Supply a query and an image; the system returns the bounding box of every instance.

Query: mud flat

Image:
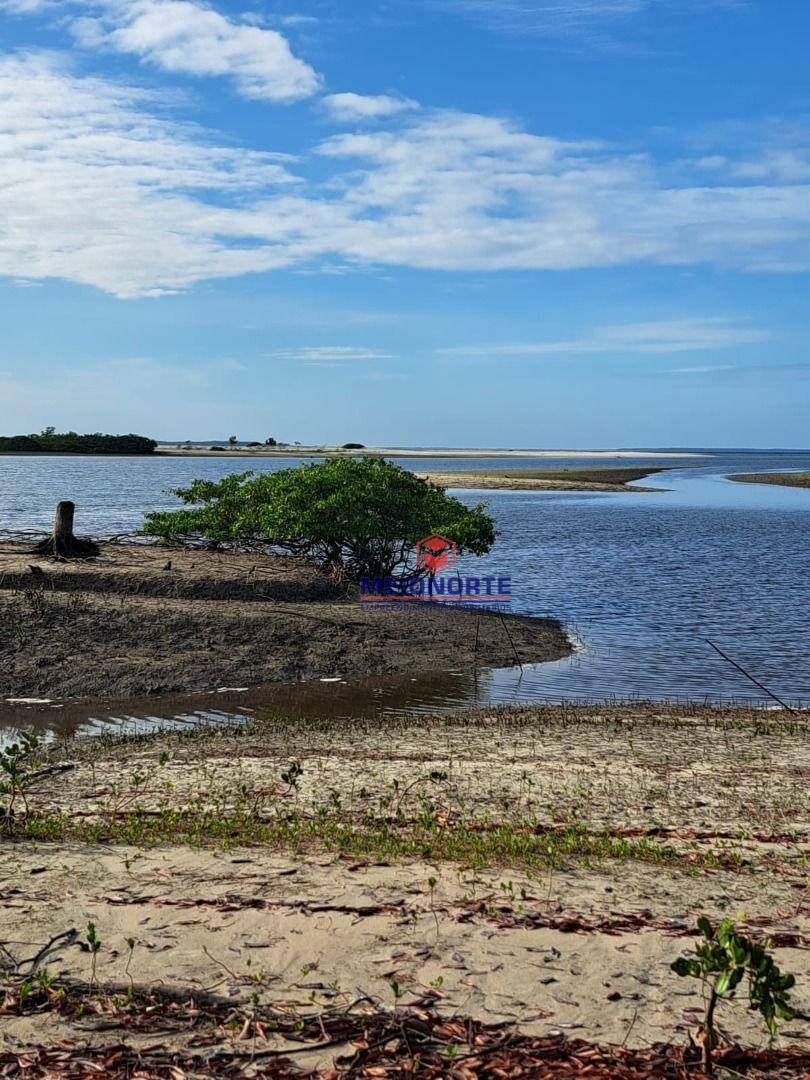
[417,466,668,492]
[729,471,810,489]
[0,542,570,701]
[0,703,807,1076]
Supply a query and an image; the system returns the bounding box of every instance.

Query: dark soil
[0,542,571,701]
[729,471,810,489]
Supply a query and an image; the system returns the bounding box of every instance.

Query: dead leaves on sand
[0,1011,808,1079]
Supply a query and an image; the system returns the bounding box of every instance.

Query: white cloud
[270,346,395,363]
[1,53,809,298]
[437,319,772,357]
[0,0,52,10]
[434,0,744,37]
[0,51,301,298]
[323,93,419,123]
[666,364,737,374]
[437,0,643,34]
[70,0,321,103]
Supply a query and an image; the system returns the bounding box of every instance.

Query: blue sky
[0,0,808,447]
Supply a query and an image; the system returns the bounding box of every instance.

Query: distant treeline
[0,432,157,454]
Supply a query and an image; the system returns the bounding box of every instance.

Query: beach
[156,445,703,460]
[0,703,806,1075]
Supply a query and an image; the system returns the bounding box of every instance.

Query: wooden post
[32,501,99,559]
[53,501,75,547]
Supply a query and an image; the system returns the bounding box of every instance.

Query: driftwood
[31,501,100,560]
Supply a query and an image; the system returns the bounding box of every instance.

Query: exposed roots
[30,535,100,560]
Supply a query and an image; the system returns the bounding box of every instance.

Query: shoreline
[0,541,571,703]
[155,444,704,459]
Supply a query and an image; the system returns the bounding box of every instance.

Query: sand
[156,446,703,460]
[0,704,806,1074]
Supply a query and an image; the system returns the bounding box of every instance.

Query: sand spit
[156,445,704,460]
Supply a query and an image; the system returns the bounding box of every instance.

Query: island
[0,431,157,454]
[729,471,810,489]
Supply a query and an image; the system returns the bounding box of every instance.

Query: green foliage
[141,457,496,581]
[85,922,101,988]
[0,432,156,454]
[281,760,303,791]
[672,916,796,1069]
[0,731,41,820]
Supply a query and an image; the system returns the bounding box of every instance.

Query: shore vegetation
[0,430,156,454]
[142,457,496,582]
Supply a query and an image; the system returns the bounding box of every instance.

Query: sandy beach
[0,703,806,1075]
[156,445,703,460]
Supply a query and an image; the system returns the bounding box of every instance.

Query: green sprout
[671,916,796,1075]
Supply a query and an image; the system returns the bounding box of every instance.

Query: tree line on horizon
[0,429,157,454]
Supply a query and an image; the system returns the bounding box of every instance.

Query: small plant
[85,922,101,990]
[671,916,796,1074]
[426,874,440,937]
[281,760,303,792]
[0,731,41,821]
[124,936,136,993]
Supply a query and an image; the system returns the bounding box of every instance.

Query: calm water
[1,448,809,732]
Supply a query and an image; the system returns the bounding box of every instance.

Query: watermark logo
[416,533,457,574]
[360,534,512,612]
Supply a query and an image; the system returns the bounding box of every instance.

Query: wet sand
[730,471,810,489]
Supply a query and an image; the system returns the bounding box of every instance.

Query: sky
[0,0,808,447]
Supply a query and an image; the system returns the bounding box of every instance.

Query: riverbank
[0,542,570,701]
[417,466,667,491]
[0,703,806,1076]
[730,471,810,489]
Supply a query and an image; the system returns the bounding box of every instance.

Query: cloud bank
[1,52,809,297]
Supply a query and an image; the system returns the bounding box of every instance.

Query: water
[1,448,808,732]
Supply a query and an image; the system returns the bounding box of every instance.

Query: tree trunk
[31,501,100,559]
[702,988,718,1075]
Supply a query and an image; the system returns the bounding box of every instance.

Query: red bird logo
[416,533,458,573]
